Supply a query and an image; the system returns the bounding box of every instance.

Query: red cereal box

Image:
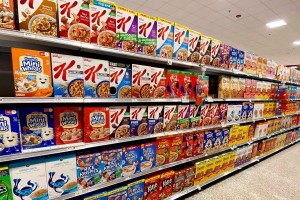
[218,103,228,124]
[182,132,193,159]
[83,107,110,143]
[184,166,195,188]
[193,131,204,156]
[190,72,199,100]
[210,103,220,125]
[132,64,151,98]
[150,67,166,98]
[199,104,210,126]
[166,70,182,98]
[244,79,252,99]
[54,106,83,145]
[159,170,174,200]
[168,134,183,163]
[156,137,170,166]
[180,71,192,99]
[251,79,257,99]
[144,174,160,200]
[173,169,186,193]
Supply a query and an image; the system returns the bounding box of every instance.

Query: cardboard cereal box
[116,6,138,52]
[148,105,163,134]
[251,79,257,99]
[189,104,200,128]
[199,104,210,126]
[244,79,251,98]
[219,44,231,69]
[19,107,55,149]
[163,105,177,132]
[228,124,239,146]
[262,58,267,77]
[203,130,214,153]
[127,179,144,200]
[18,0,57,36]
[54,107,83,145]
[83,58,110,98]
[255,81,263,99]
[251,54,258,75]
[213,156,223,177]
[188,30,201,63]
[222,127,230,148]
[159,170,174,199]
[83,107,109,142]
[218,103,228,124]
[51,53,84,97]
[173,169,186,193]
[106,186,127,200]
[150,67,166,98]
[156,136,170,166]
[257,56,263,75]
[0,0,14,29]
[156,18,174,58]
[213,129,223,150]
[210,38,221,67]
[184,166,195,188]
[173,24,189,61]
[109,62,132,98]
[0,164,13,200]
[169,134,183,163]
[190,72,200,100]
[109,106,130,139]
[237,50,245,71]
[182,132,193,159]
[194,160,206,185]
[238,78,246,98]
[199,35,211,65]
[166,70,182,98]
[144,175,160,200]
[46,153,77,198]
[220,153,230,173]
[137,12,157,55]
[130,106,147,136]
[203,158,214,181]
[0,109,22,156]
[140,142,156,171]
[122,145,141,176]
[210,103,220,125]
[218,76,230,98]
[177,105,190,130]
[180,71,192,99]
[100,148,122,182]
[132,64,151,98]
[244,51,252,74]
[12,48,53,97]
[90,0,116,47]
[229,47,238,70]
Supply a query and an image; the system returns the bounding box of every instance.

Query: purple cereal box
[229,47,238,70]
[138,13,157,55]
[219,44,231,69]
[222,128,230,148]
[130,106,148,136]
[148,106,163,134]
[237,50,245,71]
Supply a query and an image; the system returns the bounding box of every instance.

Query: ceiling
[113,0,300,65]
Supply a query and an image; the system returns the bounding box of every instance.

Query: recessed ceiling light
[293,40,300,45]
[266,20,287,28]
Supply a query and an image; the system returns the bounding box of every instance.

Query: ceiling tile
[142,1,167,11]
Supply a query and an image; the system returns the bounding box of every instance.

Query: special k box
[150,67,166,98]
[109,62,132,98]
[199,35,211,65]
[156,17,174,59]
[58,0,90,42]
[51,53,84,97]
[210,38,221,67]
[138,12,157,56]
[173,23,189,61]
[0,0,15,29]
[148,105,163,134]
[116,6,138,52]
[90,0,116,47]
[163,105,178,132]
[132,64,151,98]
[177,105,190,130]
[130,106,148,136]
[109,106,130,139]
[12,48,53,97]
[188,30,201,63]
[219,44,231,69]
[83,58,110,98]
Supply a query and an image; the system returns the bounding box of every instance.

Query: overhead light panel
[266,20,287,28]
[293,40,300,45]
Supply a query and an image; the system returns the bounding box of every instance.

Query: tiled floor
[186,144,300,200]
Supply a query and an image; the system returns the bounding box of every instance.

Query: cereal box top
[127,179,144,200]
[116,5,138,33]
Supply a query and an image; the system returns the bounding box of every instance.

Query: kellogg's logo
[190,106,198,117]
[110,69,124,84]
[200,40,209,53]
[60,1,78,18]
[91,10,107,26]
[53,60,76,81]
[110,109,125,124]
[85,64,103,83]
[178,106,188,118]
[164,107,175,120]
[175,31,185,44]
[158,26,169,40]
[151,71,162,85]
[189,36,198,49]
[149,107,158,119]
[21,57,42,73]
[117,16,131,32]
[133,69,147,85]
[20,0,35,9]
[139,22,152,37]
[132,108,142,120]
[211,43,220,56]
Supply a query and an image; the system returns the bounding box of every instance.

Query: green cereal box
[0,165,13,200]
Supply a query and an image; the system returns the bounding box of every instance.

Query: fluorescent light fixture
[293,40,300,45]
[266,20,287,28]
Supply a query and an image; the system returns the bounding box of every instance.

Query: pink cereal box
[244,52,252,74]
[132,64,151,98]
[251,54,258,75]
[210,38,221,67]
[199,35,211,65]
[173,24,189,61]
[188,30,201,63]
[150,67,166,98]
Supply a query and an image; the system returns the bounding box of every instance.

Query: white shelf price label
[182,97,189,103]
[196,185,201,191]
[258,74,262,78]
[23,32,36,39]
[167,59,172,65]
[206,97,213,102]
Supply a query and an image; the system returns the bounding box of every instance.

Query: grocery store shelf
[206,98,278,102]
[0,97,84,104]
[289,99,300,101]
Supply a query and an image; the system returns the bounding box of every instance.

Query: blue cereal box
[173,24,189,61]
[213,129,223,150]
[0,109,21,156]
[222,128,230,148]
[247,103,254,121]
[156,18,174,59]
[100,148,122,182]
[241,103,249,122]
[109,62,132,98]
[127,179,145,200]
[237,50,245,71]
[130,106,148,136]
[122,145,141,176]
[148,106,163,134]
[107,186,127,200]
[76,153,101,190]
[19,107,55,150]
[229,47,238,70]
[203,130,214,153]
[140,142,156,171]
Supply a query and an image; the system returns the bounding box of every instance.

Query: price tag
[125,176,131,181]
[232,69,239,74]
[75,190,83,196]
[206,97,213,102]
[0,98,3,102]
[67,146,75,151]
[258,74,262,78]
[221,122,226,128]
[24,32,36,39]
[201,66,206,72]
[249,99,252,102]
[182,97,189,103]
[196,185,201,190]
[167,59,172,65]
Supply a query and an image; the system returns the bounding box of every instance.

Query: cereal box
[166,70,181,98]
[203,158,214,181]
[109,62,132,98]
[194,160,205,185]
[107,186,127,200]
[230,77,239,99]
[226,104,235,123]
[190,72,199,100]
[83,58,110,98]
[199,104,210,126]
[244,52,252,74]
[148,105,163,134]
[237,50,245,71]
[218,103,228,124]
[182,132,193,159]
[12,48,53,97]
[20,107,55,149]
[122,145,141,176]
[0,164,13,200]
[116,6,138,52]
[156,18,174,58]
[256,81,263,99]
[262,58,267,77]
[203,130,214,153]
[213,129,223,150]
[218,76,230,98]
[210,38,221,67]
[222,128,230,148]
[241,102,248,122]
[213,156,223,177]
[219,44,231,69]
[188,30,201,62]
[0,110,21,156]
[18,0,57,36]
[244,79,252,98]
[163,105,178,132]
[83,107,109,142]
[130,106,147,136]
[137,12,157,55]
[127,179,144,200]
[253,103,264,120]
[180,71,192,99]
[169,134,183,163]
[173,24,189,61]
[51,53,84,97]
[159,170,174,199]
[156,136,170,166]
[251,79,257,99]
[0,0,14,29]
[90,0,116,47]
[58,0,90,42]
[228,150,236,170]
[144,175,160,200]
[109,106,130,139]
[251,54,258,75]
[132,64,151,98]
[210,103,220,125]
[234,104,242,122]
[220,153,230,173]
[228,125,239,146]
[193,131,204,156]
[100,148,122,182]
[189,104,200,128]
[46,153,77,198]
[177,105,190,130]
[173,169,185,193]
[229,47,238,70]
[9,158,48,200]
[197,75,209,99]
[199,35,211,65]
[184,166,195,188]
[140,142,156,171]
[150,67,166,98]
[257,56,263,75]
[238,78,246,98]
[54,106,83,145]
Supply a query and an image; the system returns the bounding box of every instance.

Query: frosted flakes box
[148,105,163,134]
[122,145,141,176]
[84,107,110,142]
[150,67,166,98]
[237,50,245,71]
[219,44,231,69]
[177,105,190,130]
[0,0,15,29]
[156,17,174,58]
[188,30,201,63]
[51,53,84,97]
[210,38,221,67]
[19,107,55,150]
[189,104,200,128]
[127,179,144,200]
[109,106,130,139]
[116,6,138,52]
[0,109,21,156]
[140,142,156,171]
[163,105,178,132]
[156,136,170,166]
[100,148,122,182]
[132,64,151,98]
[18,0,57,36]
[138,12,157,55]
[109,62,132,98]
[46,153,77,198]
[229,47,238,70]
[54,107,83,145]
[199,35,211,65]
[9,158,48,200]
[12,48,53,97]
[83,58,110,98]
[0,164,13,200]
[58,0,90,42]
[130,106,147,136]
[90,0,116,47]
[173,24,189,61]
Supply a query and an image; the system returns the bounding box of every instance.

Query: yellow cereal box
[220,153,230,173]
[228,150,237,170]
[203,158,214,182]
[228,125,239,146]
[194,160,206,185]
[213,156,223,177]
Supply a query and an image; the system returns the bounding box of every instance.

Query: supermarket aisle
[187,144,300,200]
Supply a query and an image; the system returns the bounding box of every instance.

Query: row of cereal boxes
[11,48,209,98]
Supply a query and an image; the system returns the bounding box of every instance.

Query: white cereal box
[173,23,189,61]
[109,106,130,139]
[210,38,221,67]
[109,62,132,98]
[199,35,211,65]
[150,67,166,98]
[163,105,178,132]
[188,29,201,63]
[156,18,174,58]
[132,64,151,98]
[130,106,148,136]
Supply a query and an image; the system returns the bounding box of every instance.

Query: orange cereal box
[11,48,53,97]
[168,134,183,163]
[156,137,170,166]
[0,0,15,29]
